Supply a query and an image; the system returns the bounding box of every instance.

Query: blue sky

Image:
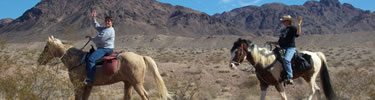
[0,0,374,19]
[157,0,375,15]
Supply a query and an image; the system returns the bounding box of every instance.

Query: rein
[68,37,90,71]
[237,66,255,72]
[80,38,91,51]
[245,44,278,85]
[58,47,84,71]
[68,62,82,71]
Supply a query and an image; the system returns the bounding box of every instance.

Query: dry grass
[0,49,75,100]
[333,68,375,100]
[0,39,7,50]
[1,43,374,99]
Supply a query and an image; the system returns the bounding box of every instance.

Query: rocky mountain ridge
[0,18,13,28]
[0,0,374,42]
[213,0,374,35]
[0,0,247,42]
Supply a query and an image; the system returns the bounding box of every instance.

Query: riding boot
[83,78,93,86]
[285,79,294,85]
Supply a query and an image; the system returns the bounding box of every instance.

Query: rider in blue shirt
[84,10,115,85]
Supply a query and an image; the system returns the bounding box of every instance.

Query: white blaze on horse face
[230,49,237,63]
[230,63,238,70]
[229,49,238,69]
[243,55,247,61]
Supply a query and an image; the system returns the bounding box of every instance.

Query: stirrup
[284,79,294,85]
[82,79,93,86]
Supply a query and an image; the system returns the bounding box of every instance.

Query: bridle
[230,42,248,69]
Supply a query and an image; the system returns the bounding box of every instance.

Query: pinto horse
[37,36,170,100]
[229,38,336,100]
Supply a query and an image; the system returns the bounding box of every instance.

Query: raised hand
[92,10,97,19]
[297,16,302,25]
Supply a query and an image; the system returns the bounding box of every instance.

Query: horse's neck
[60,46,86,68]
[250,47,277,70]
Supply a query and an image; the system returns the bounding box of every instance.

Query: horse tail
[143,56,170,100]
[316,52,337,100]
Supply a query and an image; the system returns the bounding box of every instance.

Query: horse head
[229,38,255,69]
[37,36,67,65]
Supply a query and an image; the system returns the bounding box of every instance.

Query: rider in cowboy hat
[271,15,302,85]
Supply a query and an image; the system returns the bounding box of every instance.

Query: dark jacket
[278,26,299,48]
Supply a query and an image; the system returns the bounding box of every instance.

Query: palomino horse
[229,38,336,100]
[37,36,170,100]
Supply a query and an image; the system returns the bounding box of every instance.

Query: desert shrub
[334,69,375,100]
[170,75,201,100]
[207,54,226,65]
[154,53,185,63]
[0,39,7,50]
[0,53,11,73]
[236,75,259,100]
[0,64,74,100]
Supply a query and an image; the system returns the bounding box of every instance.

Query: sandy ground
[0,32,374,100]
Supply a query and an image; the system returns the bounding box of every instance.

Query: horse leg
[133,83,149,100]
[315,82,322,100]
[74,87,84,100]
[304,72,320,100]
[260,84,269,100]
[124,82,133,100]
[82,86,93,100]
[275,83,287,100]
[74,92,81,100]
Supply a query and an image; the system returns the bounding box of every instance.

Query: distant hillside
[0,18,13,28]
[213,0,375,35]
[0,0,247,42]
[0,0,374,42]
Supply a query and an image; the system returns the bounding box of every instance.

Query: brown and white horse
[229,38,336,100]
[37,36,170,100]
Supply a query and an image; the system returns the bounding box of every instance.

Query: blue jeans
[86,48,113,81]
[283,47,296,79]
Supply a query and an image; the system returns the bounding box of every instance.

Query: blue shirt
[92,18,115,49]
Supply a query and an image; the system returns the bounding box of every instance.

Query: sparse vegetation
[334,68,375,100]
[0,49,75,100]
[0,39,7,50]
[0,65,74,100]
[0,41,374,100]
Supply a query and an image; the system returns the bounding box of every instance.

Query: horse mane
[249,44,276,67]
[49,37,85,57]
[66,47,86,56]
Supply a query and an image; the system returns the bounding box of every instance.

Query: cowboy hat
[280,15,294,23]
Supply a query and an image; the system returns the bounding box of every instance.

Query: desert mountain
[0,0,247,42]
[214,0,375,35]
[0,18,13,28]
[0,0,374,42]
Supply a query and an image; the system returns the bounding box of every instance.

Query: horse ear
[51,36,55,40]
[48,36,52,42]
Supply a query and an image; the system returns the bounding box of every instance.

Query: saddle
[83,45,122,75]
[273,47,313,79]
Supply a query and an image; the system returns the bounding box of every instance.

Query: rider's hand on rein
[85,36,92,41]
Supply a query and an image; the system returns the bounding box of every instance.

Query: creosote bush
[334,69,375,100]
[0,63,74,99]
